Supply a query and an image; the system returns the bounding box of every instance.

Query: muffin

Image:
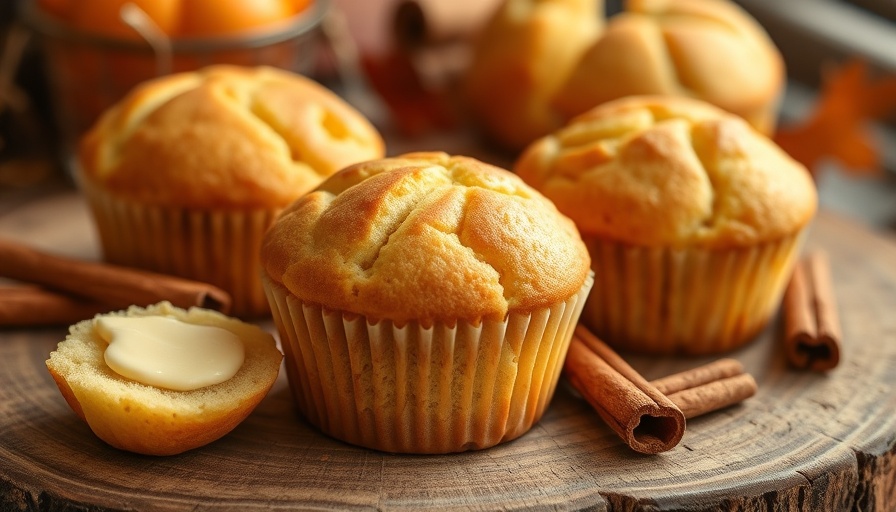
[46,301,283,456]
[260,152,593,454]
[515,96,817,355]
[77,65,385,318]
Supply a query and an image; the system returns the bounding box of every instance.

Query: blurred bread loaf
[464,0,602,150]
[77,65,385,317]
[554,0,783,135]
[515,96,816,354]
[465,0,783,150]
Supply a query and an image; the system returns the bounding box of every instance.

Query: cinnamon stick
[782,251,841,371]
[564,325,686,454]
[0,286,108,327]
[0,238,231,317]
[651,359,758,419]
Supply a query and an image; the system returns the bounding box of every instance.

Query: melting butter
[95,316,245,391]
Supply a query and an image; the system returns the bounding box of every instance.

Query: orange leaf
[774,59,896,177]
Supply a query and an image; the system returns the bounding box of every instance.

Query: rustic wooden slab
[1,189,895,511]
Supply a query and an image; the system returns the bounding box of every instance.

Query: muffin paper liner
[262,273,594,454]
[80,178,277,318]
[581,233,805,354]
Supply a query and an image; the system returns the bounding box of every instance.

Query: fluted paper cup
[79,176,277,318]
[581,234,804,355]
[262,273,593,454]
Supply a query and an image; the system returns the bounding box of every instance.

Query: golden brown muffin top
[261,152,591,325]
[78,65,385,210]
[514,96,817,248]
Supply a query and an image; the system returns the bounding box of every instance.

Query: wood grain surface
[1,189,895,511]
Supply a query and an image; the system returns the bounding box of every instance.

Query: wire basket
[19,0,329,168]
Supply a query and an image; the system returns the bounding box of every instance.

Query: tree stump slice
[1,191,895,511]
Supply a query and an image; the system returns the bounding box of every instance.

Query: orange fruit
[69,0,181,40]
[178,0,296,37]
[37,0,311,39]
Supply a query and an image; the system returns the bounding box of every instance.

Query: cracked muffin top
[78,65,385,210]
[514,95,817,248]
[260,152,591,325]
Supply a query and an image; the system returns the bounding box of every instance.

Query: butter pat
[95,316,245,391]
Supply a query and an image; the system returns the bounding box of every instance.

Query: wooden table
[1,186,895,511]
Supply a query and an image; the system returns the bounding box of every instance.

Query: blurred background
[1,0,894,230]
[734,0,896,231]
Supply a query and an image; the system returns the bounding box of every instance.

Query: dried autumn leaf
[774,59,896,177]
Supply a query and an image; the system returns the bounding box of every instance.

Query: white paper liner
[581,233,804,354]
[262,273,593,454]
[80,177,277,318]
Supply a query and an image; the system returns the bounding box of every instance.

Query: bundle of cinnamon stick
[0,238,231,327]
[564,250,843,454]
[564,325,758,454]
